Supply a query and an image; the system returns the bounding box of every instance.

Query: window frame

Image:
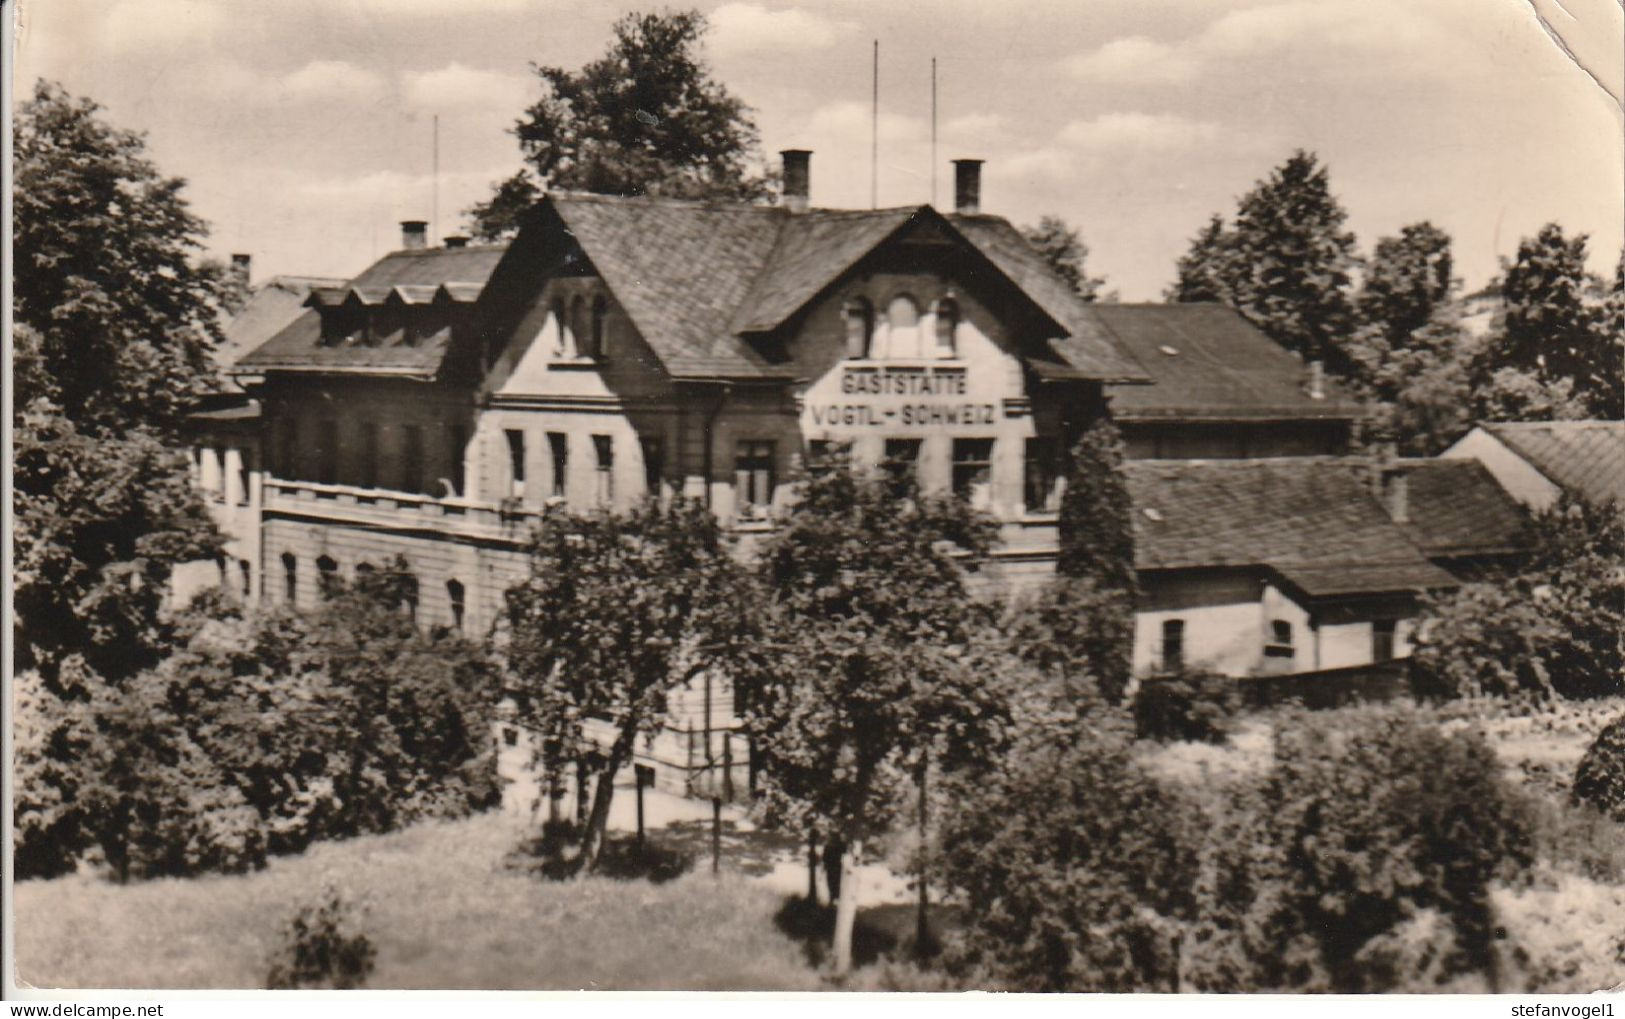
[734,439,776,516]
[1023,436,1061,513]
[951,437,996,507]
[505,429,527,499]
[1372,619,1397,662]
[1161,619,1185,672]
[547,431,569,500]
[592,434,614,507]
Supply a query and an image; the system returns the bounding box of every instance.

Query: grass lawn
[13,811,825,991]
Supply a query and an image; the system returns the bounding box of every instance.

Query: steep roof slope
[1482,421,1625,507]
[212,275,346,391]
[234,246,505,375]
[1098,303,1359,421]
[1125,458,1456,596]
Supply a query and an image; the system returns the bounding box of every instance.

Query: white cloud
[99,0,225,53]
[802,100,927,146]
[708,3,853,57]
[1059,112,1219,151]
[280,60,388,104]
[1064,36,1201,85]
[404,63,531,111]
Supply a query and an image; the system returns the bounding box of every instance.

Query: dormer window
[570,296,589,359]
[885,294,922,358]
[934,297,960,358]
[844,297,874,358]
[551,298,571,357]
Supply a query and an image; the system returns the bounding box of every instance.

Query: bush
[1572,712,1625,822]
[1004,577,1134,704]
[1132,668,1240,744]
[265,888,376,990]
[935,705,1196,991]
[506,820,695,883]
[1185,708,1535,992]
[57,562,501,880]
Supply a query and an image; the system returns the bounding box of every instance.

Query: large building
[221,153,1527,792]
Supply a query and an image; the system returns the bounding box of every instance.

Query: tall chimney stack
[229,253,251,285]
[952,159,984,215]
[401,220,428,250]
[443,235,469,249]
[780,149,811,214]
[1306,359,1325,400]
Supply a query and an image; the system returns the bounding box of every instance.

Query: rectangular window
[1162,619,1185,672]
[282,553,298,605]
[806,439,844,477]
[548,432,568,499]
[640,435,664,500]
[1373,619,1397,662]
[952,438,995,508]
[735,440,776,515]
[882,438,922,484]
[505,429,527,499]
[402,425,424,493]
[358,422,379,488]
[1265,619,1295,658]
[449,424,467,497]
[1024,437,1060,513]
[317,421,338,485]
[593,434,614,507]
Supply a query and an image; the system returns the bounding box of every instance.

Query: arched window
[282,553,298,605]
[590,295,609,360]
[886,294,922,359]
[447,579,466,631]
[550,298,570,356]
[316,555,339,598]
[843,297,874,359]
[934,297,960,357]
[569,296,588,360]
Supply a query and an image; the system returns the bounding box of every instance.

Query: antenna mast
[930,57,938,208]
[871,40,879,210]
[432,115,440,245]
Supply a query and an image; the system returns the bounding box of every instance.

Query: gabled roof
[731,206,921,333]
[1098,303,1360,421]
[1125,457,1455,598]
[1398,459,1530,558]
[214,275,347,384]
[1481,421,1625,508]
[234,245,505,376]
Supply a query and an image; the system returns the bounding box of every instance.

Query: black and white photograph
[5,0,1624,1002]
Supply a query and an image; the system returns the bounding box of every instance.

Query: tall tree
[502,499,747,871]
[1022,215,1107,302]
[1357,221,1457,350]
[742,464,1003,976]
[1488,224,1617,418]
[14,80,232,436]
[1225,150,1359,368]
[469,10,772,239]
[1166,214,1236,304]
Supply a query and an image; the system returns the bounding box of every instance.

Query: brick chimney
[401,220,428,250]
[443,235,469,249]
[953,159,984,215]
[229,253,251,284]
[1305,359,1325,400]
[1370,441,1409,523]
[780,149,811,214]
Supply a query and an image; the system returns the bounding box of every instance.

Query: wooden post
[711,796,722,875]
[807,838,819,904]
[635,767,646,849]
[722,732,734,802]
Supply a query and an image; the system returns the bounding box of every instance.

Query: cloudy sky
[15,0,1623,299]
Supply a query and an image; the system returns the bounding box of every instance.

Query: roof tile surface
[1483,421,1625,507]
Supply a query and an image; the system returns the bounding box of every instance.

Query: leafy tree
[1487,224,1616,417]
[14,80,232,436]
[935,693,1193,991]
[1021,215,1106,302]
[469,10,772,238]
[1410,496,1622,701]
[1186,709,1533,991]
[1057,414,1136,594]
[1572,712,1625,822]
[502,499,747,871]
[742,463,1002,975]
[1166,214,1236,304]
[1357,222,1457,350]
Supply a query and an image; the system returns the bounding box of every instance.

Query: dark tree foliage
[1186,709,1534,992]
[1410,496,1623,702]
[1487,224,1618,418]
[265,889,377,990]
[469,10,772,238]
[1131,667,1241,744]
[16,564,501,881]
[1358,222,1457,350]
[1021,215,1106,302]
[1167,153,1358,370]
[1003,576,1133,704]
[14,80,232,436]
[502,498,747,870]
[1572,712,1625,823]
[1056,414,1136,594]
[936,697,1194,991]
[1166,214,1235,304]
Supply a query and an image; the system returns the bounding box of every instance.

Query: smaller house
[1443,421,1625,512]
[1124,457,1459,678]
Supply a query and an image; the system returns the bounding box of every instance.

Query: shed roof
[1397,458,1530,558]
[1099,303,1360,421]
[1482,421,1625,508]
